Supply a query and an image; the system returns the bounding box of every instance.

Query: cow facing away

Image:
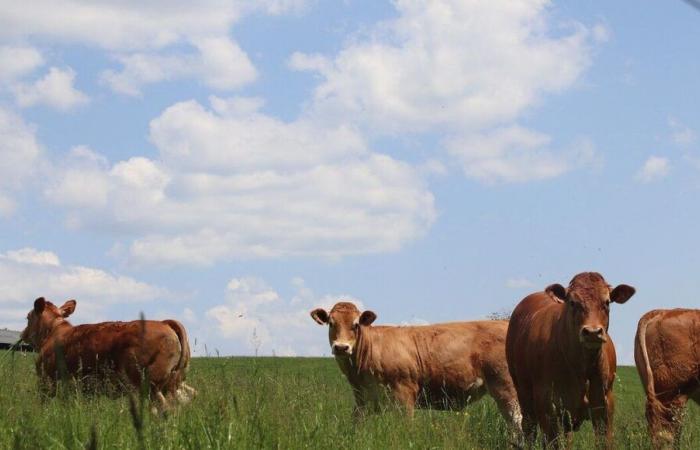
[20,297,196,412]
[310,302,522,432]
[635,309,700,449]
[505,272,635,449]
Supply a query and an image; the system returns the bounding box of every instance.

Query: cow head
[310,302,376,357]
[20,297,77,348]
[546,272,635,349]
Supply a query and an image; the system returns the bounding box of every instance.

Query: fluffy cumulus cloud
[636,156,670,183]
[0,1,308,96]
[12,67,89,110]
[291,0,600,183]
[0,45,44,83]
[446,126,598,183]
[0,45,87,111]
[293,0,594,133]
[46,97,435,265]
[101,37,257,96]
[0,247,168,330]
[0,1,307,50]
[0,107,43,216]
[203,276,361,356]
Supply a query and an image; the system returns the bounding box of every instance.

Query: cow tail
[635,314,666,423]
[163,320,190,377]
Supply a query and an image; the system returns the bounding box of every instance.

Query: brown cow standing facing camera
[20,297,196,412]
[635,309,700,449]
[310,302,522,434]
[506,272,635,449]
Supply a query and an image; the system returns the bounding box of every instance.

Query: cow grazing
[506,272,635,448]
[310,302,522,432]
[20,297,196,411]
[635,309,700,448]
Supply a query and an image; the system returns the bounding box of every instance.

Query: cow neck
[556,307,602,377]
[353,324,373,373]
[40,316,72,348]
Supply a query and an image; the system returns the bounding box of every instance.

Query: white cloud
[0,1,308,96]
[204,276,361,356]
[505,277,535,289]
[0,107,43,216]
[149,98,366,171]
[0,45,44,82]
[668,117,696,147]
[0,247,168,329]
[446,126,598,183]
[44,146,111,210]
[4,248,60,266]
[636,156,670,183]
[13,67,89,110]
[0,1,306,51]
[288,0,601,184]
[47,98,435,265]
[292,0,595,134]
[101,37,257,96]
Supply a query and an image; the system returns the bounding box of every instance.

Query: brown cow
[20,297,196,411]
[310,302,522,433]
[505,272,635,448]
[634,309,700,448]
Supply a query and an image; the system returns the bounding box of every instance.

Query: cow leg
[531,386,560,448]
[648,395,688,450]
[486,379,523,445]
[590,389,614,450]
[391,382,418,417]
[520,413,538,448]
[351,388,370,420]
[151,390,171,416]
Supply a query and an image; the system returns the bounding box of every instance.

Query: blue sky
[0,0,698,362]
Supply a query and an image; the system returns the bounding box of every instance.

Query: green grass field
[0,352,698,449]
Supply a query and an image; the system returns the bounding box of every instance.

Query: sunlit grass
[1,351,698,449]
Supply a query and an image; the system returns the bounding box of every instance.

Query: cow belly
[418,377,486,410]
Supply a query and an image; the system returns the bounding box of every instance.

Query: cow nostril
[581,327,604,338]
[332,343,350,353]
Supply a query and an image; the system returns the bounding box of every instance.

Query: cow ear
[545,284,567,301]
[359,310,377,326]
[310,308,329,325]
[59,299,77,318]
[611,284,635,304]
[34,297,46,314]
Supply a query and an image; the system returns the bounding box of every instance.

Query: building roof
[0,329,21,345]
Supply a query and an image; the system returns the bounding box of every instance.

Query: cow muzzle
[580,326,607,347]
[332,342,352,356]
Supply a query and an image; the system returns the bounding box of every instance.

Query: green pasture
[0,352,698,449]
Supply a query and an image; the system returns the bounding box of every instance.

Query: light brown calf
[635,309,700,449]
[20,297,196,411]
[310,302,522,433]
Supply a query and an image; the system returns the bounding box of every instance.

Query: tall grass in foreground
[0,352,698,449]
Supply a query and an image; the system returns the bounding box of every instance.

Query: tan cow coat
[336,320,521,429]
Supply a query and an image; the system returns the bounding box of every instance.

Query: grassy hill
[0,352,698,449]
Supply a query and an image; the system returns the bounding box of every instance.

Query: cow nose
[581,326,605,341]
[332,343,351,355]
